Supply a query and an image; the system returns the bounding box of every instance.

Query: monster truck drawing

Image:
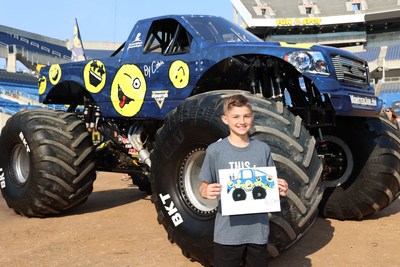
[227,168,275,201]
[0,15,399,266]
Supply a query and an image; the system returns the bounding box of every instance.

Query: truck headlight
[284,51,329,75]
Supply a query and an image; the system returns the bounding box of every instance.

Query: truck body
[38,15,381,122]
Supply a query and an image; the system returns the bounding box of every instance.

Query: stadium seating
[258,0,300,18]
[309,1,348,17]
[0,27,70,60]
[354,47,381,62]
[0,70,37,85]
[380,81,400,92]
[385,44,400,61]
[367,0,399,13]
[85,49,114,59]
[378,82,400,110]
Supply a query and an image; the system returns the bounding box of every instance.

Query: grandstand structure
[231,0,400,109]
[0,23,120,126]
[0,24,120,73]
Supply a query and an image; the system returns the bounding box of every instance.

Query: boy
[199,94,288,267]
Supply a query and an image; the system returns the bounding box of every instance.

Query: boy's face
[221,106,254,136]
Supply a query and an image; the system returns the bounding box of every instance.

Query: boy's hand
[200,182,222,200]
[277,178,288,197]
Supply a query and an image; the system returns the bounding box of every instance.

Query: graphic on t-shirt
[227,168,275,201]
[219,167,281,216]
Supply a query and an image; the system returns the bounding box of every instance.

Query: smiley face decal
[84,60,106,93]
[38,76,47,95]
[111,64,147,117]
[49,64,62,85]
[169,60,189,89]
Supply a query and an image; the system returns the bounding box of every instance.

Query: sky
[0,0,235,43]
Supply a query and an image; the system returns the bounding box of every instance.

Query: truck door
[120,18,194,118]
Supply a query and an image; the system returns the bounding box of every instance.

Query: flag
[69,18,86,62]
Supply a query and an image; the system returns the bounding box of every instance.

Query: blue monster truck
[227,168,275,201]
[1,15,399,265]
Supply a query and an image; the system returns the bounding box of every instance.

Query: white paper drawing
[219,167,281,216]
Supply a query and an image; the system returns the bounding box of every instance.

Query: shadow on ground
[270,198,400,267]
[269,217,334,267]
[66,186,149,216]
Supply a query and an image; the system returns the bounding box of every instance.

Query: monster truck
[0,15,399,266]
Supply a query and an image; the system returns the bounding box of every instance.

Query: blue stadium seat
[354,47,380,62]
[385,44,400,61]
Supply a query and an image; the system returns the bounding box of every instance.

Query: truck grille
[331,55,369,86]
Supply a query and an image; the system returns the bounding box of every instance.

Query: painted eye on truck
[111,64,147,117]
[133,77,141,89]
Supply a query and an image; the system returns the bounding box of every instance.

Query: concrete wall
[0,111,11,132]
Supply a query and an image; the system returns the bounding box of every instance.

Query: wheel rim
[11,144,30,186]
[179,147,218,216]
[317,135,353,188]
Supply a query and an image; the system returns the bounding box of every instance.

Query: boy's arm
[199,181,222,200]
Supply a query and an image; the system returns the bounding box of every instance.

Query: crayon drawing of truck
[227,168,275,201]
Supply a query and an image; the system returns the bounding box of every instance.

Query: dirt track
[1,172,399,267]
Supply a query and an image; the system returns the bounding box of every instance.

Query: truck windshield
[185,16,262,44]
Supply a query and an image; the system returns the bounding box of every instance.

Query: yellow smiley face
[49,64,62,85]
[111,64,146,117]
[84,60,106,93]
[38,76,47,95]
[245,180,253,189]
[169,60,189,89]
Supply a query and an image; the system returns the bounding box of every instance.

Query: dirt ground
[0,172,399,267]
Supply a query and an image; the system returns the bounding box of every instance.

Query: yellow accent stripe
[279,42,314,49]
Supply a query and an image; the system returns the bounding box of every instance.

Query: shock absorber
[272,61,283,101]
[94,106,101,131]
[83,104,101,131]
[83,104,93,129]
[249,65,257,95]
[128,126,151,168]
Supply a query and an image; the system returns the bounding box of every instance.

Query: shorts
[213,242,268,267]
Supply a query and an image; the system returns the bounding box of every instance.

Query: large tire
[319,114,400,219]
[0,109,97,217]
[150,91,323,266]
[129,172,152,195]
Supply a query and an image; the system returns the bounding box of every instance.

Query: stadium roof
[231,0,400,46]
[0,24,120,71]
[232,0,400,28]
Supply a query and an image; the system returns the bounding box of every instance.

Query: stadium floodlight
[283,51,329,75]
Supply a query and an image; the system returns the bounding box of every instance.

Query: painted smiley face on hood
[49,64,61,85]
[169,60,189,89]
[84,60,106,93]
[111,64,147,117]
[38,76,47,95]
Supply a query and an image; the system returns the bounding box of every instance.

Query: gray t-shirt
[199,137,275,245]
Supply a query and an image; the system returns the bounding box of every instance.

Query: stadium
[0,24,120,127]
[230,0,400,112]
[0,1,400,265]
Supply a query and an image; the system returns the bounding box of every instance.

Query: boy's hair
[223,94,253,114]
